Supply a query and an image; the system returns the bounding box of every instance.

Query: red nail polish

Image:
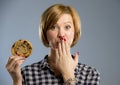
[64,38,66,41]
[59,36,63,40]
[56,46,58,49]
[61,37,63,40]
[77,52,80,55]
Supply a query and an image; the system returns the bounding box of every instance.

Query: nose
[57,29,65,39]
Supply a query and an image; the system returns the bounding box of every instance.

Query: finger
[61,39,66,55]
[6,56,25,70]
[16,59,25,65]
[7,56,15,65]
[64,38,70,56]
[55,47,59,62]
[14,59,25,69]
[7,56,25,66]
[7,59,25,73]
[58,41,62,57]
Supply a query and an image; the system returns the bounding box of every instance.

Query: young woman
[6,4,100,85]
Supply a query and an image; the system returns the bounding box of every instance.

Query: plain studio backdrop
[0,0,120,85]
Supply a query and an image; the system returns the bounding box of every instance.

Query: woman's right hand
[6,55,25,83]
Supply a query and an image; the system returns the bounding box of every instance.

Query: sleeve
[21,68,26,85]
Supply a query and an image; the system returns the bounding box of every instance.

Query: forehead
[56,14,73,24]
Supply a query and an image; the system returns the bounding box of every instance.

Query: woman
[6,4,100,85]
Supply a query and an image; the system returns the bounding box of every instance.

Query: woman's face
[46,14,74,49]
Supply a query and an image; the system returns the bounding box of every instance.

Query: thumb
[74,52,79,64]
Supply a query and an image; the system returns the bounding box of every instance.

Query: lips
[55,36,66,48]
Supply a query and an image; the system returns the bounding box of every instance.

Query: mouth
[50,36,66,49]
[58,36,66,41]
[55,36,66,47]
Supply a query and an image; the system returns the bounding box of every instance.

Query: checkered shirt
[21,55,100,85]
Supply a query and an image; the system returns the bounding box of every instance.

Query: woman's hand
[6,55,25,84]
[55,37,79,81]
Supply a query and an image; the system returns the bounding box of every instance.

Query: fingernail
[64,38,66,41]
[77,52,80,55]
[19,55,26,59]
[56,46,58,49]
[61,37,63,40]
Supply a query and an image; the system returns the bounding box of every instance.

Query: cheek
[68,31,74,37]
[66,31,74,43]
[46,31,57,42]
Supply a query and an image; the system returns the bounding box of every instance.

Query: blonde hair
[39,4,81,47]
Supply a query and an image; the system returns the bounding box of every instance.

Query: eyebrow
[64,21,73,24]
[55,21,73,25]
[60,21,72,24]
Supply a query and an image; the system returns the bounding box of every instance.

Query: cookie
[11,39,32,58]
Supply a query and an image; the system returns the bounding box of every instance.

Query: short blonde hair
[39,4,81,47]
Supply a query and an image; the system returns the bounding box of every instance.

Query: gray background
[0,0,120,85]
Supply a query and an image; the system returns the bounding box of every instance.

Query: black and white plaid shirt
[21,55,100,85]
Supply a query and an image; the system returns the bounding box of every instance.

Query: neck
[47,48,57,64]
[47,48,62,76]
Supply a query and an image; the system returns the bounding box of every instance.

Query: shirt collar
[40,55,52,70]
[40,55,81,74]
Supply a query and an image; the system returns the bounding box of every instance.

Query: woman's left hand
[55,38,79,81]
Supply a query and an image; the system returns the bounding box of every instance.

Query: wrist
[13,80,22,85]
[63,78,77,85]
[62,72,75,82]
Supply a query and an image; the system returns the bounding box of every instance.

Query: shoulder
[78,63,99,72]
[75,63,100,84]
[76,63,100,79]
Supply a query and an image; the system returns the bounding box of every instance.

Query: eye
[65,25,71,30]
[50,25,58,30]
